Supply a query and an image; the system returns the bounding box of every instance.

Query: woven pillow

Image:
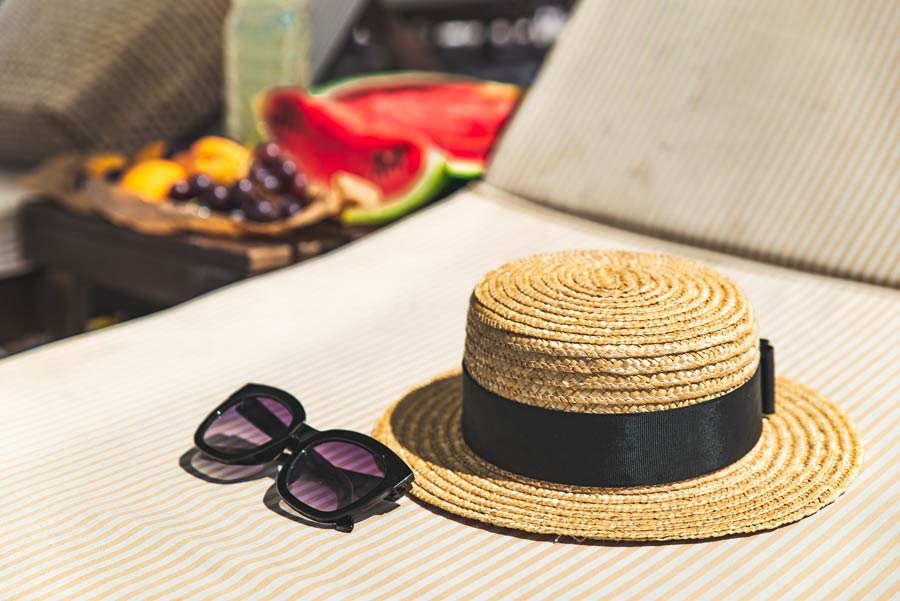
[0,0,229,163]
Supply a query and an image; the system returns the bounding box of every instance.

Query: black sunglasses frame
[194,383,413,532]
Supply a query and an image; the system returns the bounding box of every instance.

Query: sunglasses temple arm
[236,398,290,439]
[334,516,354,533]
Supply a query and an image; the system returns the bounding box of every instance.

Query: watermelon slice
[260,88,448,225]
[314,72,520,178]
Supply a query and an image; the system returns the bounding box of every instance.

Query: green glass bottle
[224,0,312,144]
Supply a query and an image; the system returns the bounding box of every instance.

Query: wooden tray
[22,154,369,238]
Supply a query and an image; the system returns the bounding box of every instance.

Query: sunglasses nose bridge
[283,423,318,454]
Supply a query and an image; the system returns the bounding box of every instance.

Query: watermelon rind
[340,147,448,226]
[445,157,485,179]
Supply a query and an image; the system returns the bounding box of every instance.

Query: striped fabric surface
[0,169,28,278]
[1,186,898,600]
[488,0,900,288]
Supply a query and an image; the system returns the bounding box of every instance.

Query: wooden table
[22,201,372,340]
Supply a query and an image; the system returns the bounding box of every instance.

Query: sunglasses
[194,384,414,532]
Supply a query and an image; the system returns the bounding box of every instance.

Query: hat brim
[373,370,862,541]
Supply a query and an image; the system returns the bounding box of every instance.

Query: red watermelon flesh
[260,87,448,225]
[263,89,428,198]
[318,73,520,175]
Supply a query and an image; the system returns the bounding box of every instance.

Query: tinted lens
[202,396,294,456]
[286,441,386,511]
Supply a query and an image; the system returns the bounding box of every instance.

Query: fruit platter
[25,72,520,238]
[24,137,353,238]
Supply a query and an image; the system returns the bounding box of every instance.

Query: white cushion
[488,0,900,288]
[1,186,897,599]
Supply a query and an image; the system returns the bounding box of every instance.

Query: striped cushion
[488,0,900,288]
[0,169,28,278]
[1,185,897,599]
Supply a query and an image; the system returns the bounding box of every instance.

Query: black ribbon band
[461,339,775,487]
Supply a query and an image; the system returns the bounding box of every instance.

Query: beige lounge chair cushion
[489,0,900,288]
[1,185,897,599]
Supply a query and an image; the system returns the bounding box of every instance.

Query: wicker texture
[0,0,229,163]
[375,250,863,541]
[465,251,759,413]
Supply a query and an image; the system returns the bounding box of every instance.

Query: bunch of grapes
[169,143,310,222]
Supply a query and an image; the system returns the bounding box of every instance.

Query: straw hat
[374,250,862,541]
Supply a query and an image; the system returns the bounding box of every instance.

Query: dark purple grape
[169,180,195,201]
[254,142,282,166]
[274,158,298,182]
[191,174,213,194]
[256,199,281,221]
[170,174,213,201]
[200,185,232,212]
[228,178,254,206]
[233,177,253,193]
[242,194,280,222]
[230,208,246,221]
[251,165,282,192]
[286,172,309,200]
[281,197,303,219]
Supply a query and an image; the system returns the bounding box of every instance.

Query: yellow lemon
[83,153,127,179]
[187,136,250,185]
[120,159,187,202]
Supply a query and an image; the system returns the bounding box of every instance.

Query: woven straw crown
[463,250,760,413]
